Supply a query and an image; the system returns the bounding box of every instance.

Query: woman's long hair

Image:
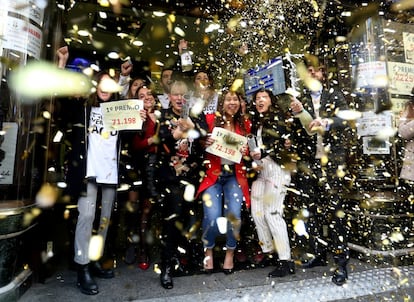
[127,76,147,99]
[88,71,119,107]
[248,88,282,130]
[214,89,247,135]
[135,84,161,112]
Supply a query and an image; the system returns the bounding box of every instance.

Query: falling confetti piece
[217,217,227,234]
[35,183,59,208]
[183,184,195,201]
[88,235,104,261]
[336,110,362,120]
[9,61,92,100]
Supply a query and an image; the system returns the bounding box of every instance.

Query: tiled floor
[17,257,414,302]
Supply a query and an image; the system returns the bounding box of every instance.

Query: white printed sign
[354,61,387,88]
[101,99,143,131]
[362,136,390,155]
[1,0,45,59]
[0,122,18,184]
[391,97,409,115]
[3,15,43,59]
[403,32,414,64]
[357,111,393,137]
[388,62,414,95]
[206,127,247,163]
[5,0,44,25]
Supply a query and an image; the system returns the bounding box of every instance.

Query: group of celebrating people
[55,44,353,296]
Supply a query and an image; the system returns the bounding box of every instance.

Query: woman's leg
[204,247,214,270]
[137,197,152,269]
[99,185,116,249]
[264,163,292,261]
[222,174,243,250]
[251,176,274,253]
[74,181,98,265]
[201,182,224,249]
[223,249,234,271]
[124,190,139,265]
[221,174,243,272]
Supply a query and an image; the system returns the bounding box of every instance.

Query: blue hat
[66,57,90,72]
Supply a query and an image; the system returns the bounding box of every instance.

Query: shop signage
[0,122,18,185]
[403,32,414,64]
[354,61,387,88]
[357,111,393,155]
[388,61,414,95]
[1,0,44,59]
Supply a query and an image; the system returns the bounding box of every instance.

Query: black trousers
[159,182,199,265]
[294,160,350,261]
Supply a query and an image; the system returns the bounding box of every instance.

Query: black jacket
[299,87,349,163]
[157,108,208,184]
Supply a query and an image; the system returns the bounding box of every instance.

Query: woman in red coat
[197,90,251,274]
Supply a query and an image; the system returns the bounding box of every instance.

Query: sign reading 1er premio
[101,99,143,131]
[206,127,247,163]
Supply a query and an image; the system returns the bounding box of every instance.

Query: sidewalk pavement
[18,256,414,301]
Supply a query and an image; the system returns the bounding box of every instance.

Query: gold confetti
[88,235,104,261]
[36,183,59,208]
[183,184,195,202]
[9,61,92,100]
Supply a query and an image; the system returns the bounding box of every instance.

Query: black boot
[301,252,327,269]
[77,264,99,295]
[90,261,115,279]
[332,265,348,286]
[124,244,137,265]
[160,263,173,289]
[268,260,295,278]
[332,246,349,286]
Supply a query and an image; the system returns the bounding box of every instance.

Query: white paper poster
[403,32,414,64]
[101,99,144,131]
[206,127,247,163]
[387,62,414,95]
[0,122,18,184]
[362,136,390,155]
[1,0,44,59]
[357,111,393,137]
[354,61,387,88]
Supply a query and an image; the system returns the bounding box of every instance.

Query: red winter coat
[197,114,251,208]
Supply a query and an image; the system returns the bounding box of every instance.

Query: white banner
[101,99,143,131]
[388,61,414,95]
[206,127,247,163]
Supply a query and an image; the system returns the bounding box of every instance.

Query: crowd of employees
[55,39,357,296]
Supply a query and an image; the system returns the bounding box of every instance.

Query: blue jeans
[202,169,243,249]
